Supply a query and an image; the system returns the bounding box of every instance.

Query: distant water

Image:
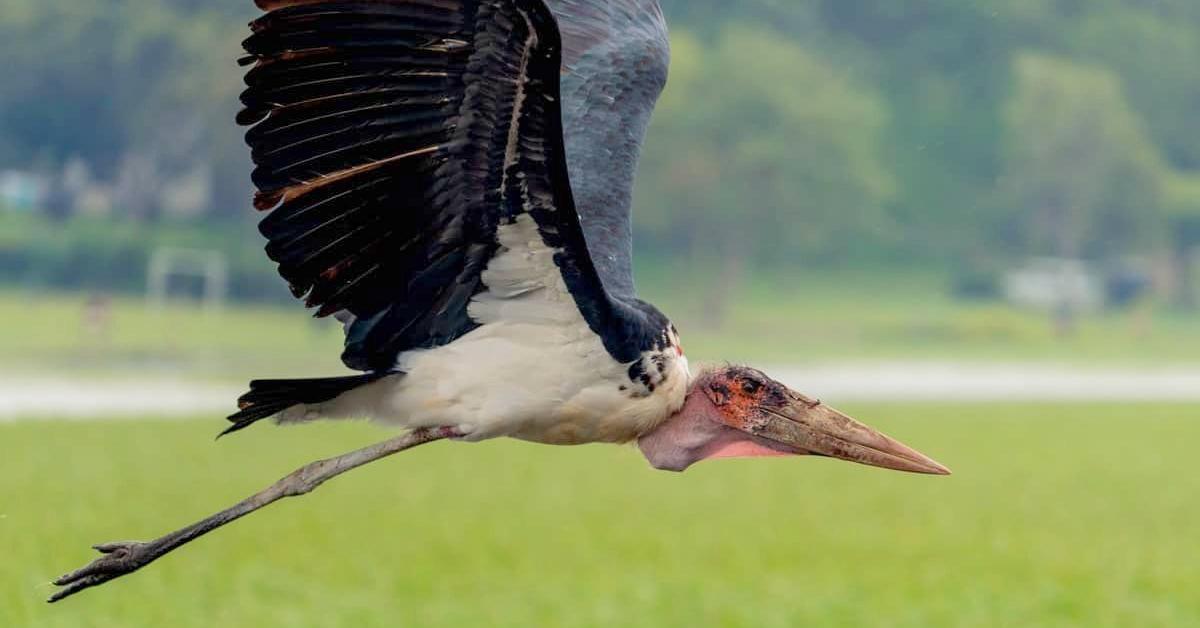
[2,363,1198,420]
[770,362,1200,403]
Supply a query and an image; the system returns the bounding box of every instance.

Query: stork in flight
[51,0,949,602]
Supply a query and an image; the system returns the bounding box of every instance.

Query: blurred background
[2,1,1198,626]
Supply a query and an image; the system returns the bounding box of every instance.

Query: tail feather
[222,374,384,437]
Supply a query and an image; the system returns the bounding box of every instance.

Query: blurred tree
[636,27,893,323]
[997,52,1167,262]
[1067,9,1200,170]
[638,27,894,265]
[0,0,251,219]
[1164,173,1200,309]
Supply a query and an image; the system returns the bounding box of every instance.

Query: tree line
[1,0,1198,303]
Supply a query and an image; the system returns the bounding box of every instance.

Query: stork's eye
[741,379,763,395]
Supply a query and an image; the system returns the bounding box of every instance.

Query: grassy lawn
[645,267,1200,366]
[6,273,1200,381]
[1,290,347,380]
[3,403,1198,627]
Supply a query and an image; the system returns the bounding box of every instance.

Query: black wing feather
[240,0,667,372]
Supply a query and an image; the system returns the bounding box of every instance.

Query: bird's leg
[49,426,459,604]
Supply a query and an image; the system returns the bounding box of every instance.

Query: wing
[547,0,670,298]
[239,0,664,372]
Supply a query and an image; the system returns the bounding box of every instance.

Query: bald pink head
[638,366,951,475]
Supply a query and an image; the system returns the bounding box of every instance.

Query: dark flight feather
[238,0,671,377]
[223,374,384,435]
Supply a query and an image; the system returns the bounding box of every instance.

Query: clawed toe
[49,541,150,603]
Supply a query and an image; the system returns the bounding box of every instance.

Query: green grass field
[6,273,1200,381]
[4,404,1198,627]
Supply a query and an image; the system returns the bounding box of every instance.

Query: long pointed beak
[753,395,951,475]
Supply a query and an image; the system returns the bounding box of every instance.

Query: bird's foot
[50,541,156,603]
[48,427,454,604]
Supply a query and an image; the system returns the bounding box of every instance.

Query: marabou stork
[50,0,949,602]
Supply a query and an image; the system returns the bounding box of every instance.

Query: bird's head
[638,365,950,475]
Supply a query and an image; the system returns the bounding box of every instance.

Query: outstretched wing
[239,0,662,372]
[547,0,670,299]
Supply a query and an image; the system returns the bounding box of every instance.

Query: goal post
[146,247,229,313]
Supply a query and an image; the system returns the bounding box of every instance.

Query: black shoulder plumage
[239,0,669,371]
